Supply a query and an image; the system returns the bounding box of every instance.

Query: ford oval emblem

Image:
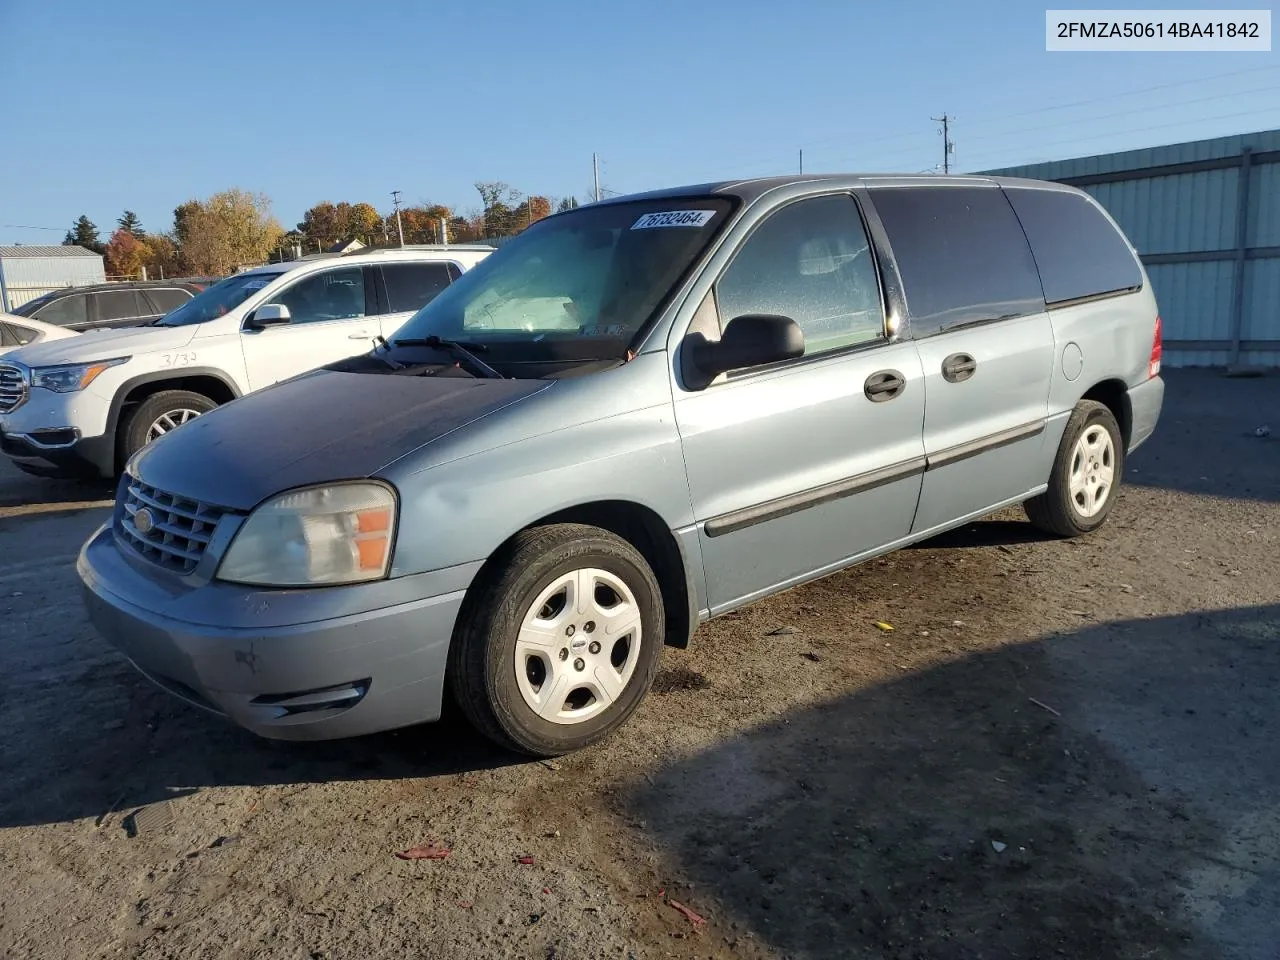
[134,508,155,535]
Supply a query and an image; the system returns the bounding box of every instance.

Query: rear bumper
[0,426,114,478]
[1126,374,1164,454]
[77,523,468,741]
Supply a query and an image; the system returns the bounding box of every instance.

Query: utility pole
[799,149,803,174]
[593,153,601,203]
[932,114,955,174]
[390,190,405,247]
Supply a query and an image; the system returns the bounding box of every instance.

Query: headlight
[217,482,398,587]
[31,357,130,393]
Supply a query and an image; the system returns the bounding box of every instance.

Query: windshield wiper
[392,335,502,379]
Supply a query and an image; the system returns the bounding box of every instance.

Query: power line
[2,224,63,232]
[682,64,1280,181]
[960,106,1280,171]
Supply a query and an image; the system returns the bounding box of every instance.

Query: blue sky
[1,0,1277,243]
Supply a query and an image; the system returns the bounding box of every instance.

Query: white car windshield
[156,272,284,327]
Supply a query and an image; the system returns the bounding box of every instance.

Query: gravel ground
[1,368,1277,960]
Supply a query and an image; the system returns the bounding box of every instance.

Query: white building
[0,245,106,312]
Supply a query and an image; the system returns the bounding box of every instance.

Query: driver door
[240,265,380,390]
[672,193,927,614]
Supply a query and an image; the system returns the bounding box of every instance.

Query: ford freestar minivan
[78,174,1164,757]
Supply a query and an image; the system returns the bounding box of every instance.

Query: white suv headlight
[217,482,398,587]
[31,357,130,393]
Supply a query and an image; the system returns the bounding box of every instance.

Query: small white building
[0,245,106,312]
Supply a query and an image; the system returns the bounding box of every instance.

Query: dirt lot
[1,368,1277,960]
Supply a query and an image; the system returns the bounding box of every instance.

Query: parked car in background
[0,313,79,355]
[74,175,1163,758]
[0,246,492,478]
[9,280,209,331]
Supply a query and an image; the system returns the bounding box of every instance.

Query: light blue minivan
[78,174,1164,756]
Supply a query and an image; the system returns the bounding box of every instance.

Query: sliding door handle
[941,353,977,383]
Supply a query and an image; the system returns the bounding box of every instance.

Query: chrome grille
[0,363,26,413]
[117,476,227,574]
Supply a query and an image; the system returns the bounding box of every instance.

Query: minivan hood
[129,370,552,510]
[3,324,196,366]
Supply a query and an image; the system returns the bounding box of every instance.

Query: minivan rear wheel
[119,390,216,466]
[448,523,664,757]
[1024,399,1124,538]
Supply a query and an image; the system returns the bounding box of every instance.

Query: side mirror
[691,314,805,377]
[246,303,291,329]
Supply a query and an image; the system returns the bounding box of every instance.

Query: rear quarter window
[1002,187,1144,305]
[31,293,88,327]
[380,262,454,313]
[869,185,1044,338]
[145,288,195,314]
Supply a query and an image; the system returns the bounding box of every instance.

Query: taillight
[1148,314,1162,378]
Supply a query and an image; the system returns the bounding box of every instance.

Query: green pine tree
[63,215,104,254]
[117,210,145,239]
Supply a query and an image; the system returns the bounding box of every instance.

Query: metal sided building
[981,128,1280,369]
[0,246,106,313]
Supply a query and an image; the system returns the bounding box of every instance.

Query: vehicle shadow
[0,467,113,512]
[1124,368,1279,504]
[626,604,1280,960]
[0,671,520,830]
[909,516,1053,549]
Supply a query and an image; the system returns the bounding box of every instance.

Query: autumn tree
[512,195,552,230]
[63,215,104,253]
[104,229,151,278]
[298,201,387,249]
[175,189,283,275]
[117,211,145,239]
[142,234,183,278]
[475,181,524,238]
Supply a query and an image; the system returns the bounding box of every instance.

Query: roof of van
[586,174,1077,208]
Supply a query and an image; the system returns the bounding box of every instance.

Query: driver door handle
[864,369,906,402]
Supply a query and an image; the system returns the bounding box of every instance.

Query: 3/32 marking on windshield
[161,353,197,367]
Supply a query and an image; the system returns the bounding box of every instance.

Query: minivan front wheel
[448,523,664,756]
[1024,399,1124,537]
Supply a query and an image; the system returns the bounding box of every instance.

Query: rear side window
[870,186,1044,337]
[381,262,454,313]
[31,293,88,327]
[145,288,194,314]
[0,323,17,348]
[1003,187,1143,305]
[95,290,148,322]
[7,323,39,345]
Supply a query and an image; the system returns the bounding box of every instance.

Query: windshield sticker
[243,279,270,290]
[631,210,716,230]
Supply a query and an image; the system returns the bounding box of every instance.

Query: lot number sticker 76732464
[631,210,717,229]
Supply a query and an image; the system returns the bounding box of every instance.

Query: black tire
[1024,399,1125,538]
[448,523,665,757]
[119,389,217,466]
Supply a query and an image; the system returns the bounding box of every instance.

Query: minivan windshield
[390,197,734,363]
[156,270,285,326]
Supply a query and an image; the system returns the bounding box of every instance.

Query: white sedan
[0,313,79,356]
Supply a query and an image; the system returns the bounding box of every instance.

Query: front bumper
[0,378,116,478]
[77,523,475,741]
[0,425,114,478]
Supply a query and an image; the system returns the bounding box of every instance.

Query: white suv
[0,246,492,479]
